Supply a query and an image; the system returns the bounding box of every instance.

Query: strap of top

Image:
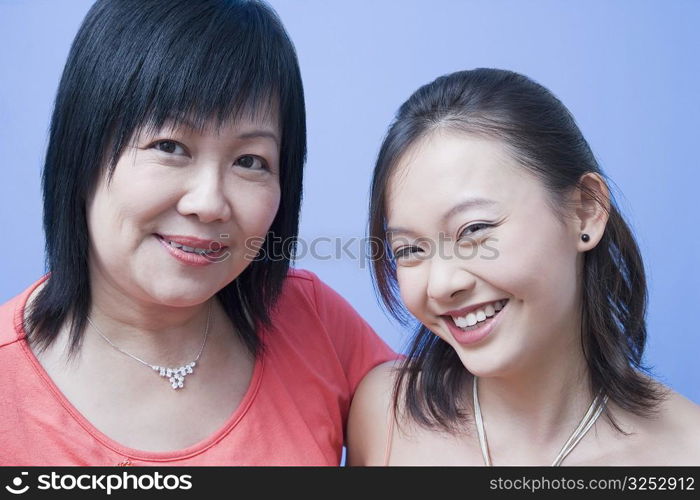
[382,399,396,466]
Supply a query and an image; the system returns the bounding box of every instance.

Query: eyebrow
[236,130,280,148]
[386,197,498,238]
[440,197,497,224]
[159,116,280,147]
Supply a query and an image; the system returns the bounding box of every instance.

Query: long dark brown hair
[369,68,664,432]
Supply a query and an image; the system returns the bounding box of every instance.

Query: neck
[474,325,600,464]
[80,265,219,366]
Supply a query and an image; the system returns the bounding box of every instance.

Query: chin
[144,282,216,307]
[149,294,208,308]
[453,345,516,379]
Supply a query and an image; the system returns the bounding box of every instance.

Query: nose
[426,253,476,302]
[177,165,232,223]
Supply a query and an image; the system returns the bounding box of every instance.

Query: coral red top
[0,269,396,465]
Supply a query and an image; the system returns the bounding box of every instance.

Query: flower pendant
[151,362,196,390]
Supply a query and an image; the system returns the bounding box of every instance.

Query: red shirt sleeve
[301,270,398,395]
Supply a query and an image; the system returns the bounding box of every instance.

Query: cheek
[238,183,280,230]
[96,159,179,232]
[231,181,280,261]
[484,219,579,314]
[87,182,129,245]
[97,185,171,241]
[396,267,428,317]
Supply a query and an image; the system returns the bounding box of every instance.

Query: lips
[154,233,229,267]
[443,299,509,318]
[441,299,509,346]
[155,233,229,251]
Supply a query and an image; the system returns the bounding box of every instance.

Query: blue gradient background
[1,1,698,404]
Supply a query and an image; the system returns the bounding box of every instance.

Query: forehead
[148,106,281,137]
[386,130,540,222]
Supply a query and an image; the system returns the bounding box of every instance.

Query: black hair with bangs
[26,0,306,357]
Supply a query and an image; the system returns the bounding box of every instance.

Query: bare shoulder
[616,386,700,465]
[347,360,401,466]
[655,389,700,460]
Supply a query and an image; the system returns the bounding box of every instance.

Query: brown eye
[393,246,422,260]
[459,223,492,239]
[234,155,266,170]
[153,140,186,155]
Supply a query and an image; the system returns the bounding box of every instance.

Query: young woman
[348,68,700,465]
[0,0,394,466]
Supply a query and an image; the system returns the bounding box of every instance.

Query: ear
[571,172,610,251]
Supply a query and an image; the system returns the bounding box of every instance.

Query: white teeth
[163,237,214,255]
[451,299,508,329]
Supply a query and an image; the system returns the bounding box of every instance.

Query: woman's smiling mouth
[441,299,509,345]
[154,234,229,266]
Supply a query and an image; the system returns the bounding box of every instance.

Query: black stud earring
[581,233,590,242]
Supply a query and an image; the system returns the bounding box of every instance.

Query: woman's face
[86,114,281,307]
[386,130,584,377]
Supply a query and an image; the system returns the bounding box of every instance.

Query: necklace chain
[472,376,608,466]
[86,300,212,390]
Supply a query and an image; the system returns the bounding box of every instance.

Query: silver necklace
[86,301,212,390]
[472,376,608,466]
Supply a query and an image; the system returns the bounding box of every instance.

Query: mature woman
[0,0,394,465]
[348,68,700,465]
